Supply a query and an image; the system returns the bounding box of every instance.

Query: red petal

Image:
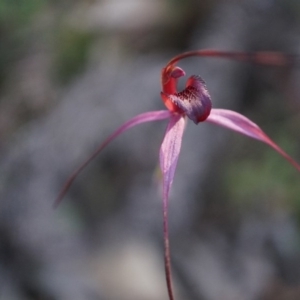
[161,66,186,113]
[161,66,185,94]
[206,109,300,172]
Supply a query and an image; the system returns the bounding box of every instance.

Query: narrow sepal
[54,110,171,208]
[206,109,300,172]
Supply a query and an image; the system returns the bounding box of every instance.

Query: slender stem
[163,197,175,300]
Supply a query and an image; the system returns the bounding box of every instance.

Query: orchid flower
[55,50,300,300]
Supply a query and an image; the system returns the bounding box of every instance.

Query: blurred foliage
[53,27,94,84]
[0,0,93,85]
[225,131,300,222]
[282,0,300,19]
[0,0,46,85]
[0,0,45,26]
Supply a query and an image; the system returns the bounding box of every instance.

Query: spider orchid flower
[55,50,300,300]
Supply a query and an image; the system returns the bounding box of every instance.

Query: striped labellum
[161,75,212,124]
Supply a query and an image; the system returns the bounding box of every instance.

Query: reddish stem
[163,197,175,300]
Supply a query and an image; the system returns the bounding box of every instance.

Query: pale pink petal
[54,110,171,207]
[160,114,186,204]
[206,109,300,171]
[159,114,186,300]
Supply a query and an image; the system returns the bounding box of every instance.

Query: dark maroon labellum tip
[163,75,212,124]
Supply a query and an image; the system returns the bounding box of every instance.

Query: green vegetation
[54,27,94,84]
[0,0,46,85]
[225,133,300,221]
[0,0,45,26]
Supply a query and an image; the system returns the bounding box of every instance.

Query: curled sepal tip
[161,75,212,124]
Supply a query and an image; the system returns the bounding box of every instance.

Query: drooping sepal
[161,75,212,124]
[206,109,300,172]
[54,110,172,208]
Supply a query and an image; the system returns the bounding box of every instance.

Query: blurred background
[1,0,300,299]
